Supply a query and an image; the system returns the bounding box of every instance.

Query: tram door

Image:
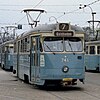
[30,36,40,82]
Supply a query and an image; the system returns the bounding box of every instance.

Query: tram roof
[18,23,85,38]
[28,24,84,33]
[86,40,100,45]
[0,40,14,46]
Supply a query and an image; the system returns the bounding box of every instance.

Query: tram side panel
[85,42,100,72]
[3,52,13,71]
[13,23,85,86]
[39,53,85,85]
[13,53,17,75]
[99,55,100,72]
[85,55,99,71]
[0,49,1,66]
[0,41,14,71]
[18,54,30,82]
[13,38,85,85]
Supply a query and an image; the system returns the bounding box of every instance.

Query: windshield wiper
[44,43,55,55]
[67,40,75,55]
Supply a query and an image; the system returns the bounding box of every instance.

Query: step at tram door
[30,36,40,83]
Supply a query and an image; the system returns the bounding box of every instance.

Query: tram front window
[44,37,63,52]
[65,37,82,52]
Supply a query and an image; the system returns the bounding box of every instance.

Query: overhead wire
[85,0,100,7]
[13,0,45,25]
[0,0,100,25]
[33,0,45,8]
[55,0,100,21]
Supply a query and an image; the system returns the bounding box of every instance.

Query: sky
[0,0,100,33]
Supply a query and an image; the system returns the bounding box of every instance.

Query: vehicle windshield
[43,37,82,52]
[44,37,63,52]
[65,37,82,52]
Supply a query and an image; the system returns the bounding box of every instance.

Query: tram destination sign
[54,31,74,37]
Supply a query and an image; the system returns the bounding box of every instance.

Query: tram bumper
[61,78,84,86]
[62,78,77,86]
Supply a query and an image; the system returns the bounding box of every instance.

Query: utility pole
[88,12,96,36]
[79,4,96,36]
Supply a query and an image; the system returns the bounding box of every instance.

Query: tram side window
[97,46,100,54]
[2,46,5,53]
[9,46,14,53]
[89,46,95,54]
[21,40,23,52]
[21,39,25,52]
[5,46,10,53]
[20,38,29,53]
[27,38,30,52]
[14,43,16,53]
[24,38,27,52]
[86,46,88,54]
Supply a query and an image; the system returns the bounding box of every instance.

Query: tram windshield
[44,37,63,52]
[44,37,82,52]
[64,37,82,52]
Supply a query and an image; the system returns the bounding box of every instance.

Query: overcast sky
[0,0,100,31]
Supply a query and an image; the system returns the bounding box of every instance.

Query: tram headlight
[62,66,69,73]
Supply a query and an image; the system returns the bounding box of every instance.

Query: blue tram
[13,23,85,86]
[0,40,14,71]
[85,40,100,72]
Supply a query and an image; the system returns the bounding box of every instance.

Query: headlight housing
[62,66,69,73]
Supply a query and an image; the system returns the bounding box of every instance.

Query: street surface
[0,68,100,100]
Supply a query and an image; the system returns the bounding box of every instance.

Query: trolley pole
[91,12,96,36]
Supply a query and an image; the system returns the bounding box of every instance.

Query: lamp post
[79,4,96,36]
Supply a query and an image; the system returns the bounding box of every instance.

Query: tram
[85,40,100,72]
[0,40,14,71]
[13,22,85,86]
